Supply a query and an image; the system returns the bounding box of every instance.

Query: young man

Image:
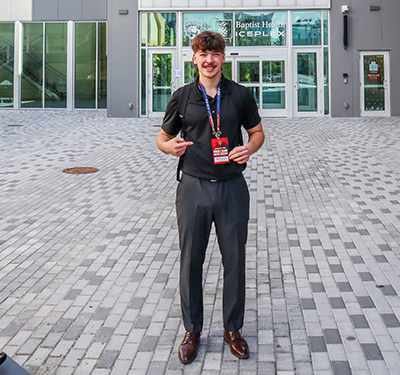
[157,31,264,364]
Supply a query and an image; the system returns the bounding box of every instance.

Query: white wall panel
[206,0,224,7]
[189,0,206,6]
[245,0,262,6]
[9,0,32,21]
[140,0,155,8]
[172,0,189,7]
[314,0,329,5]
[297,0,314,6]
[154,0,171,7]
[0,1,11,21]
[139,0,330,8]
[225,0,244,7]
[278,0,296,6]
[260,0,279,6]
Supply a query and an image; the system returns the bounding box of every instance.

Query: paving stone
[1,112,400,374]
[361,343,384,360]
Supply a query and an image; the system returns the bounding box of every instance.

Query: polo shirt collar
[193,74,232,102]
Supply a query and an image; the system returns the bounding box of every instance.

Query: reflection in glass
[324,47,329,115]
[262,61,285,83]
[222,62,232,80]
[263,87,285,109]
[141,49,146,115]
[292,11,322,46]
[246,86,259,108]
[45,23,67,108]
[75,23,96,108]
[323,11,328,46]
[0,23,14,107]
[184,60,197,84]
[235,11,286,46]
[148,13,176,47]
[182,12,233,47]
[141,13,146,47]
[297,52,317,112]
[238,61,259,83]
[363,55,384,111]
[153,53,171,112]
[22,23,43,108]
[98,22,107,109]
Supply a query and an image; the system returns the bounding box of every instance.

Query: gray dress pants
[176,173,249,333]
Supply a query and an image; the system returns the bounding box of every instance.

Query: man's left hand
[228,146,250,164]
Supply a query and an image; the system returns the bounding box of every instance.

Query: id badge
[211,137,230,165]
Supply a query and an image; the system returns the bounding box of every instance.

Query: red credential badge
[211,137,230,165]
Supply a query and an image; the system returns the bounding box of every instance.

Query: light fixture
[342,5,349,49]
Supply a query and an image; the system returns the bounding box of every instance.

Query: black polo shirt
[162,75,261,180]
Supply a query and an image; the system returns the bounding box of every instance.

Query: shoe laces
[182,332,193,344]
[228,331,241,341]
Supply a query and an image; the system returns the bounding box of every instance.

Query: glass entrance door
[360,51,390,116]
[149,49,176,117]
[235,57,287,117]
[294,49,323,116]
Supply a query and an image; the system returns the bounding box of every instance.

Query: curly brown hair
[191,31,226,54]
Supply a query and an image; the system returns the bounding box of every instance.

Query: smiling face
[193,50,225,81]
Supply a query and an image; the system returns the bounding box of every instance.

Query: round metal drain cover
[63,167,99,174]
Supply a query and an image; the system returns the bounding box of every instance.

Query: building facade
[1,0,399,118]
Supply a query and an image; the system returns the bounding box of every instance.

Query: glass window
[323,11,328,46]
[0,23,14,108]
[141,49,146,115]
[238,61,259,83]
[184,60,197,84]
[297,52,318,112]
[148,13,176,47]
[141,13,146,47]
[98,22,107,109]
[22,23,43,108]
[292,11,322,46]
[246,87,259,108]
[45,23,67,108]
[235,11,286,47]
[75,23,96,108]
[363,54,385,111]
[262,61,285,83]
[75,23,107,109]
[324,47,329,115]
[152,53,171,112]
[182,12,233,47]
[263,87,285,109]
[222,62,232,80]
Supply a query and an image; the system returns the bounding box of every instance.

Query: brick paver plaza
[1,110,400,375]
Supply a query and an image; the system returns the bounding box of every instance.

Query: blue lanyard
[198,81,221,139]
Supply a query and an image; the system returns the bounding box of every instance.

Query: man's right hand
[164,137,193,157]
[157,130,193,157]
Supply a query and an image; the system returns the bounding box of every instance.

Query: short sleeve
[241,87,262,130]
[161,89,182,136]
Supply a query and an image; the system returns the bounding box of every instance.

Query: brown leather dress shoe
[178,332,200,364]
[223,330,249,359]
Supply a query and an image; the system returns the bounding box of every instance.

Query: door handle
[170,82,176,92]
[294,81,298,90]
